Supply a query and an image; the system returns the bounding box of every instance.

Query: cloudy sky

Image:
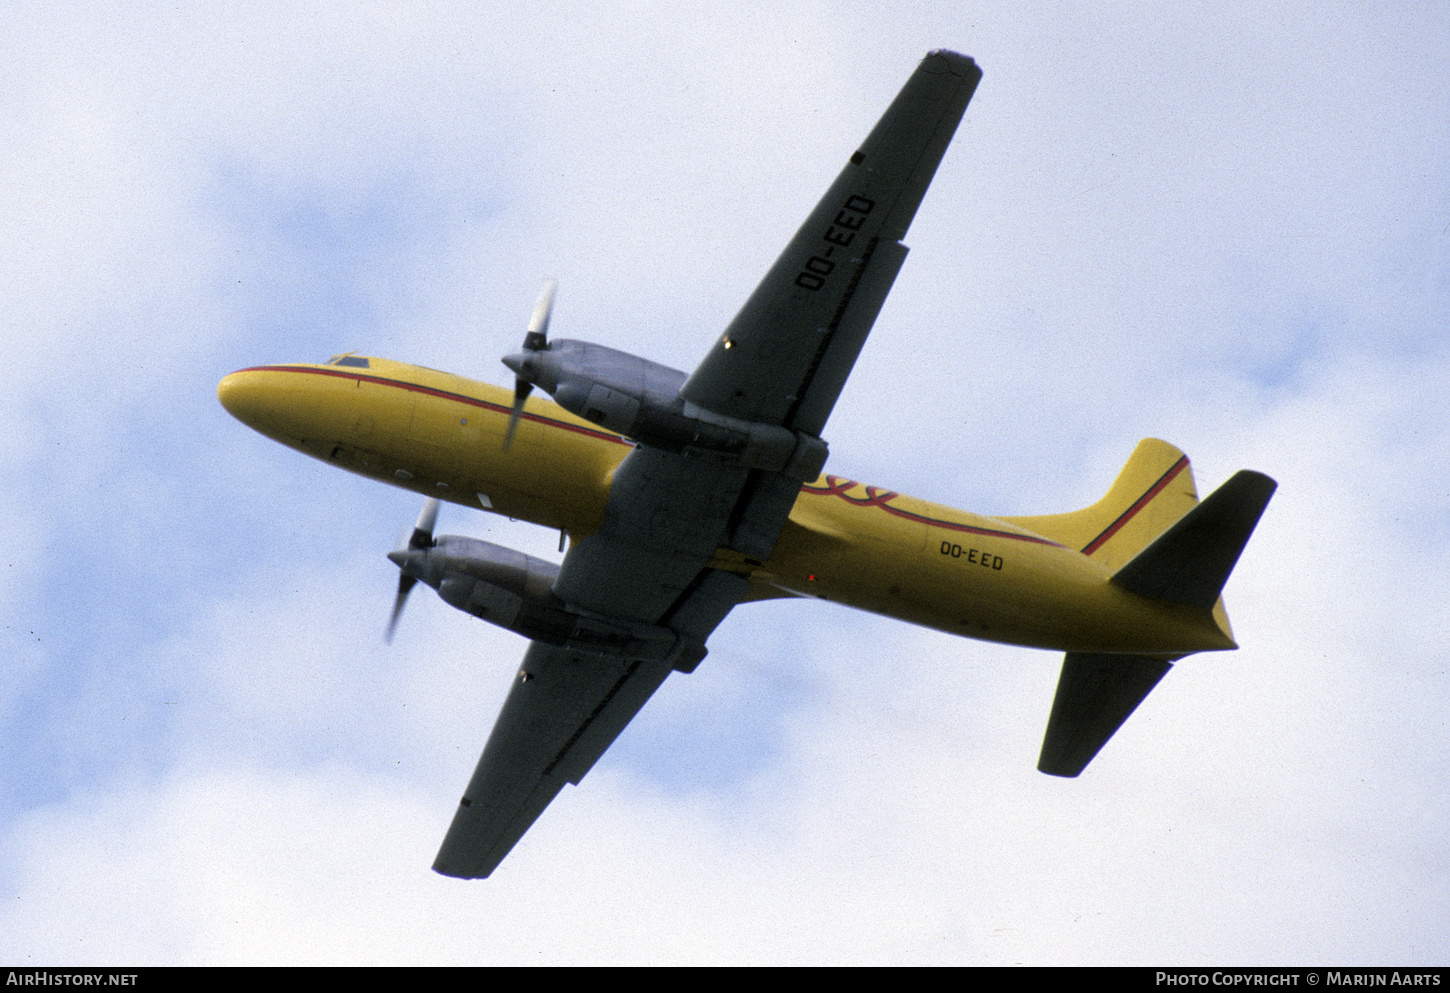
[2,1,1447,966]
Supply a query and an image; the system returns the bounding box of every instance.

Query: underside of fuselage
[218,356,1237,657]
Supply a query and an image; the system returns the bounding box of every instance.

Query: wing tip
[432,860,494,881]
[923,49,982,81]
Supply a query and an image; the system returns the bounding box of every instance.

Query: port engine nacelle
[389,535,695,665]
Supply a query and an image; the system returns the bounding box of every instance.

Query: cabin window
[326,355,370,368]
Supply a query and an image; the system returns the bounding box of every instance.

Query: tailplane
[1037,652,1173,777]
[1110,470,1277,610]
[1036,466,1276,777]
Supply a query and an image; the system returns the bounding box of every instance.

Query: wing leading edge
[434,51,979,878]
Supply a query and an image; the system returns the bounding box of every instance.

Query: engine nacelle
[504,339,828,480]
[392,535,686,663]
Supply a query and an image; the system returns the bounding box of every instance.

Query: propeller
[385,497,440,642]
[502,278,557,451]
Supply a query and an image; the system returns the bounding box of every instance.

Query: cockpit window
[325,355,370,368]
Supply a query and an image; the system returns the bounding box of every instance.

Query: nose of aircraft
[218,364,364,448]
[218,366,322,444]
[217,368,274,433]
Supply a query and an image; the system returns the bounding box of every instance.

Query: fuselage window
[326,355,371,368]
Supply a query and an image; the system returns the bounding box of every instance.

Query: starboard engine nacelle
[504,338,827,480]
[389,534,692,664]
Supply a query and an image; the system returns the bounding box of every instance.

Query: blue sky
[2,2,1448,965]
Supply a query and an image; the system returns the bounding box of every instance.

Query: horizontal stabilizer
[1038,652,1173,777]
[1111,470,1277,610]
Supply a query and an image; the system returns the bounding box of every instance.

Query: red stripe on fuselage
[243,367,1066,547]
[801,475,1062,546]
[236,365,634,446]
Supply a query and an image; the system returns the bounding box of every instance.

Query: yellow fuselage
[218,358,1234,657]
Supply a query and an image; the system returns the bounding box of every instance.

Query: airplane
[217,51,1276,879]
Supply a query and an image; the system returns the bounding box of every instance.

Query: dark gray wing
[433,449,752,879]
[432,566,749,880]
[681,50,981,436]
[433,52,979,878]
[432,642,676,878]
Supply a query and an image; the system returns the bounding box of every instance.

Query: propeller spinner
[502,278,557,451]
[386,497,440,642]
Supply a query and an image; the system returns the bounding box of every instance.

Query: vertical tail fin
[1002,438,1200,571]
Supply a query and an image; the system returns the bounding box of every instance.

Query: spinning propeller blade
[502,278,557,451]
[386,498,440,643]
